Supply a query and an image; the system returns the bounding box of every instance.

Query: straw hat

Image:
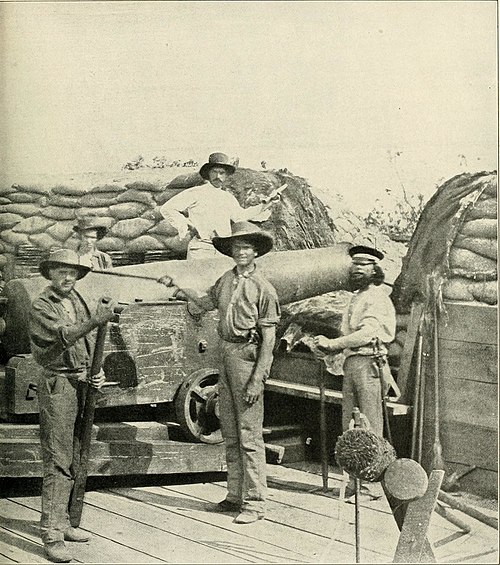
[212,221,273,257]
[39,249,92,280]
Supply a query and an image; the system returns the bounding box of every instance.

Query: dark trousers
[37,370,85,543]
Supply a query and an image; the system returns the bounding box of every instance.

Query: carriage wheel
[174,368,223,444]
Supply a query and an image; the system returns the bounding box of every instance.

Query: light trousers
[218,340,267,513]
[38,371,85,543]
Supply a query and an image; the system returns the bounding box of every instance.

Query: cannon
[0,245,351,444]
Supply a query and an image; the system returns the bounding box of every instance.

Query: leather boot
[44,541,72,563]
[64,527,91,542]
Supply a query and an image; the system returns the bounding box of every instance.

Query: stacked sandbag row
[442,181,497,305]
[0,183,53,274]
[0,179,193,280]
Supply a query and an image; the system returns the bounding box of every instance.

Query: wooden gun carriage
[0,246,356,477]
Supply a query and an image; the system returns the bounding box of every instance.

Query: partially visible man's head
[73,217,108,253]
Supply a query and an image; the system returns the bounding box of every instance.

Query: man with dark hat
[160,221,280,523]
[30,249,116,562]
[314,245,396,498]
[73,217,113,270]
[159,152,279,260]
[314,245,396,436]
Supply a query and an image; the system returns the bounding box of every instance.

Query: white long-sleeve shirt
[159,182,269,242]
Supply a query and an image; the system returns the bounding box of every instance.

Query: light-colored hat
[39,249,92,280]
[73,216,110,240]
[212,221,273,257]
[199,152,236,180]
[349,245,384,263]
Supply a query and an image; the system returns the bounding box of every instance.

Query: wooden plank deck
[1,464,498,564]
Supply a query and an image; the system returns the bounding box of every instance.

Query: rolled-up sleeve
[30,300,68,364]
[257,287,281,327]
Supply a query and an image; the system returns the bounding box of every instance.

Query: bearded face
[348,262,376,291]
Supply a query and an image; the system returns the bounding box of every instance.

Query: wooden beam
[392,470,444,563]
[266,379,411,416]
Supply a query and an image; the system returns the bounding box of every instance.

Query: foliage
[363,189,426,243]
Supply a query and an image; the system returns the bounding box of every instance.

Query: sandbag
[460,218,497,239]
[8,192,39,203]
[454,235,497,261]
[0,187,16,196]
[442,277,474,301]
[1,230,30,247]
[96,236,125,251]
[109,202,148,220]
[12,183,49,195]
[77,206,111,217]
[167,172,204,190]
[469,280,498,305]
[449,247,497,273]
[0,197,12,205]
[49,194,80,208]
[0,254,9,268]
[42,206,76,221]
[4,203,41,217]
[109,217,155,239]
[147,219,178,237]
[52,184,88,196]
[0,213,23,230]
[46,221,76,242]
[89,184,126,194]
[115,189,155,206]
[466,197,497,220]
[124,180,163,193]
[153,234,189,254]
[125,235,164,252]
[79,193,118,207]
[29,232,61,250]
[12,216,55,234]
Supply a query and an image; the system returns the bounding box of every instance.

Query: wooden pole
[69,303,112,528]
[319,364,329,492]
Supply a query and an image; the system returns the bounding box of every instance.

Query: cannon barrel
[1,244,351,357]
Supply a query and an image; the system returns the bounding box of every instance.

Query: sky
[0,1,497,214]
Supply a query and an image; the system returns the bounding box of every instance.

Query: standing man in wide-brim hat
[73,216,113,271]
[159,221,281,523]
[30,249,116,562]
[159,152,280,260]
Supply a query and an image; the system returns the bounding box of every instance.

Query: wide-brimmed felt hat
[40,249,92,280]
[73,216,110,240]
[199,152,236,180]
[213,221,273,257]
[349,245,384,262]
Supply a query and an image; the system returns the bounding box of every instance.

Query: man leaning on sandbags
[159,152,279,260]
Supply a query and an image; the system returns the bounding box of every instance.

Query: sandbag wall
[442,185,497,304]
[0,178,193,281]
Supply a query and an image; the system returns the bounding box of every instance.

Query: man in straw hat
[159,152,280,260]
[160,221,280,523]
[73,216,113,270]
[314,245,396,497]
[30,249,116,562]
